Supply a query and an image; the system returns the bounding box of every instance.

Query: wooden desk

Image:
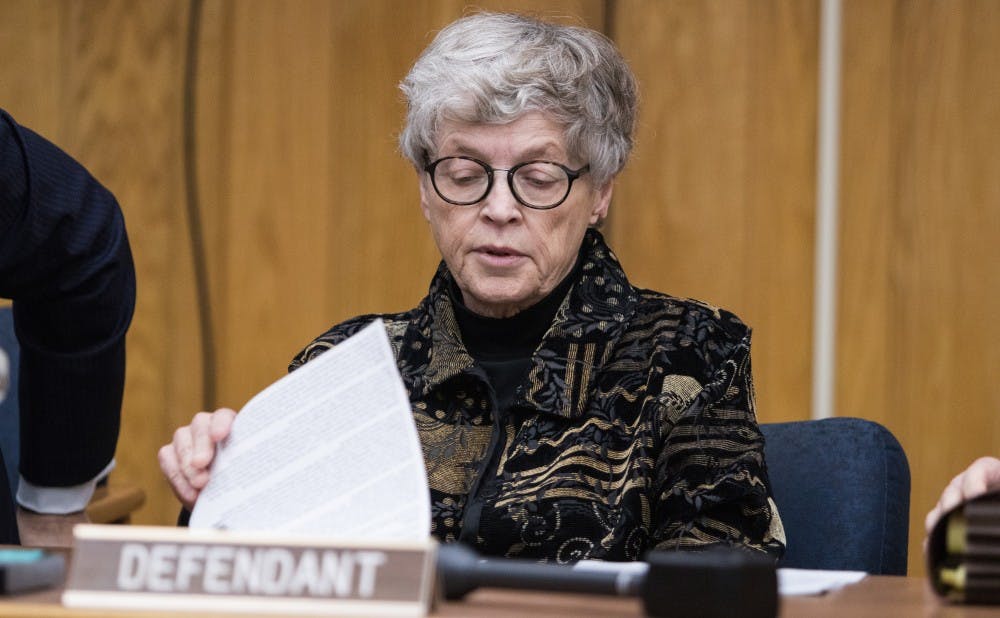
[3,574,1000,617]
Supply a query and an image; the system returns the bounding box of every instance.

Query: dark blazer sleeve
[0,109,136,487]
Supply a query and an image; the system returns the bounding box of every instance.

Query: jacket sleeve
[650,328,786,558]
[0,109,135,487]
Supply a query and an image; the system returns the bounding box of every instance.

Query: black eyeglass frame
[423,156,590,210]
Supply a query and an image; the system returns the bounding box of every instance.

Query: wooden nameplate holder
[62,524,437,616]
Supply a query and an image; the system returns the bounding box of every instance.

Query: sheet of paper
[572,560,867,596]
[776,568,867,596]
[189,319,429,540]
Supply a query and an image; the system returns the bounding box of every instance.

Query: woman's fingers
[158,442,199,510]
[159,408,238,510]
[926,457,1000,534]
[960,456,1000,500]
[188,411,218,470]
[209,408,237,442]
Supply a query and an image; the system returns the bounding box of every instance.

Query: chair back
[0,306,19,495]
[761,417,910,574]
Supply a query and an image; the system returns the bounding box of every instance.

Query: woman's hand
[926,456,1000,534]
[157,408,236,511]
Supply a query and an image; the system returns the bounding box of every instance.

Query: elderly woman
[160,12,785,563]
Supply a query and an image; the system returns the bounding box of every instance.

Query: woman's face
[419,112,612,319]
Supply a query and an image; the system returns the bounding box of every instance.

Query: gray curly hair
[399,12,638,187]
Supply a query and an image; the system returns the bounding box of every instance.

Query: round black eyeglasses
[424,156,590,210]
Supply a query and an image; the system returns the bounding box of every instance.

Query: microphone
[437,543,778,618]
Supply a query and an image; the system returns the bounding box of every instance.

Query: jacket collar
[409,229,638,419]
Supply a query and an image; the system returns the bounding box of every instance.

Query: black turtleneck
[449,258,581,412]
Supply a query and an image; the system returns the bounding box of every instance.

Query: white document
[189,319,430,540]
[572,561,867,597]
[776,568,867,596]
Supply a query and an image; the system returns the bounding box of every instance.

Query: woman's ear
[589,181,613,225]
[418,170,432,222]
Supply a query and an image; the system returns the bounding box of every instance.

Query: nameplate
[62,524,437,616]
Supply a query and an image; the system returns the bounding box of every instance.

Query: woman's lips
[474,245,526,267]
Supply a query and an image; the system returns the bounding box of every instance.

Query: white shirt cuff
[16,459,116,514]
[0,347,9,403]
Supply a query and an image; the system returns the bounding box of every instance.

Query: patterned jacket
[290,229,785,562]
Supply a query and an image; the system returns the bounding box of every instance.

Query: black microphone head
[642,547,778,618]
[436,543,482,600]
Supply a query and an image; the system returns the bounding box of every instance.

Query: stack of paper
[190,320,430,541]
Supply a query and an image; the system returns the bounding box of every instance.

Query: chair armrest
[85,481,146,524]
[15,481,146,549]
[16,507,87,549]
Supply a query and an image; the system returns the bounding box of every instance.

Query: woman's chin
[463,287,535,319]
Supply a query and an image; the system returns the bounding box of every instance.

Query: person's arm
[925,456,1000,533]
[650,331,785,558]
[16,460,116,513]
[0,109,135,511]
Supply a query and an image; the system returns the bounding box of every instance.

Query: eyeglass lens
[431,158,572,208]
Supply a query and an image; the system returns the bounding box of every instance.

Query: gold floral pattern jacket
[290,230,785,563]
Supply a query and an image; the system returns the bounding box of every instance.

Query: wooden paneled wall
[838,0,1000,576]
[1,0,200,530]
[2,0,998,576]
[610,0,819,427]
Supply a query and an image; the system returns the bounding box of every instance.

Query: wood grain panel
[837,0,894,485]
[323,2,446,326]
[610,0,819,424]
[840,0,1000,575]
[200,1,339,409]
[0,0,61,132]
[1,1,195,525]
[60,1,195,526]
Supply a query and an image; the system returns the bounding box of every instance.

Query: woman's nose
[479,174,522,222]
